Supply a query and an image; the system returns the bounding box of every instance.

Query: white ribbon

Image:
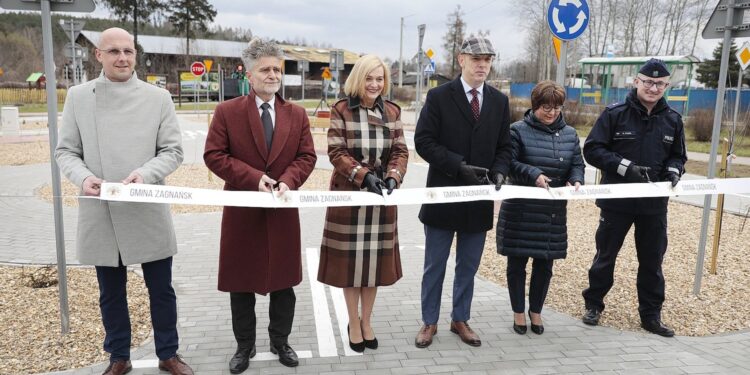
[97,178,750,208]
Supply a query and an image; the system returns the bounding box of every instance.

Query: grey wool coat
[55,72,184,266]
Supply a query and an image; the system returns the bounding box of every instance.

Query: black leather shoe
[512,322,527,335]
[347,324,365,352]
[229,346,256,374]
[582,308,601,326]
[270,343,299,367]
[641,319,675,337]
[529,311,544,335]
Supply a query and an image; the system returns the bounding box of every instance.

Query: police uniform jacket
[583,89,687,215]
[497,110,585,259]
[414,76,512,232]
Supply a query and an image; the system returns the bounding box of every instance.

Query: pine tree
[97,0,166,49]
[442,5,466,78]
[696,41,749,88]
[166,0,217,57]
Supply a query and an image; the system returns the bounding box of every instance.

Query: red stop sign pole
[190,61,206,76]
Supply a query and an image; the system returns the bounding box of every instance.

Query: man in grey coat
[56,28,193,375]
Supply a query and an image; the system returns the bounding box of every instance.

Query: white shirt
[460,76,484,111]
[255,95,276,129]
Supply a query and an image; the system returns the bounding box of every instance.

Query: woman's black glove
[362,173,385,195]
[384,177,398,195]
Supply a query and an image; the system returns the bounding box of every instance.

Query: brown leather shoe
[158,355,194,375]
[414,324,437,348]
[102,359,132,375]
[450,321,481,347]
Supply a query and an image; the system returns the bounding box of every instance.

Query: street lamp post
[399,14,415,88]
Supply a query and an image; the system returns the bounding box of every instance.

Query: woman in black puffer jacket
[497,81,585,335]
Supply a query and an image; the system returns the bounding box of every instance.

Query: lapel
[268,93,291,165]
[477,84,495,126]
[245,92,269,162]
[449,76,476,126]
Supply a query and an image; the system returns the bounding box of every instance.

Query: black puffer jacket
[496,110,585,259]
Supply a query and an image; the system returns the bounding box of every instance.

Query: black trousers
[230,287,295,348]
[582,209,668,321]
[95,256,178,362]
[506,256,554,314]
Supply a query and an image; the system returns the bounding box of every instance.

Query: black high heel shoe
[512,313,527,335]
[529,311,544,335]
[348,324,365,352]
[361,321,378,350]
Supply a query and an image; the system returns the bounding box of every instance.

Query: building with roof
[76,31,360,98]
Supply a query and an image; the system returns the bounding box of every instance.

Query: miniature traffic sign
[426,48,434,59]
[191,61,206,77]
[738,42,750,70]
[547,0,589,41]
[203,59,213,72]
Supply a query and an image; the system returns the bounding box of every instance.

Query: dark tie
[470,89,480,121]
[260,102,273,149]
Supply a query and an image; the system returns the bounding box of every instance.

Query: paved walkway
[1,116,750,374]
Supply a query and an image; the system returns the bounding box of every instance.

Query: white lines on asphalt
[305,247,339,357]
[181,130,208,140]
[305,247,363,356]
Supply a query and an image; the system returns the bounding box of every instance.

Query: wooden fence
[0,88,67,104]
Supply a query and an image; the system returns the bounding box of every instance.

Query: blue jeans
[421,225,486,324]
[96,256,178,362]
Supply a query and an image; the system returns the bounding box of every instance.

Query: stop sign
[190,61,206,77]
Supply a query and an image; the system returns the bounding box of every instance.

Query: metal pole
[41,0,70,335]
[399,16,404,88]
[69,20,77,85]
[556,40,567,87]
[694,0,735,295]
[301,68,306,102]
[733,69,742,135]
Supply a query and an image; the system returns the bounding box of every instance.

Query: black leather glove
[384,177,398,195]
[625,164,651,183]
[664,172,680,187]
[493,173,505,191]
[362,173,384,195]
[457,162,489,185]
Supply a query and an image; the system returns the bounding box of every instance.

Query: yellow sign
[737,42,750,70]
[0,67,4,77]
[552,37,562,63]
[322,67,332,79]
[203,59,213,72]
[426,48,434,59]
[180,72,201,82]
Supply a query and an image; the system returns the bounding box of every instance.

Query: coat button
[559,157,564,161]
[555,132,559,136]
[551,213,556,218]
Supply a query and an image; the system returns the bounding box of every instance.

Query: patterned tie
[260,102,273,149]
[470,89,480,121]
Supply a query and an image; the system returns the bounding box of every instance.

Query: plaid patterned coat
[318,96,408,288]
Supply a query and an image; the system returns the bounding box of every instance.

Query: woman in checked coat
[318,54,408,352]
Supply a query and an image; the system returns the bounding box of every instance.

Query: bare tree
[690,0,713,55]
[442,5,466,78]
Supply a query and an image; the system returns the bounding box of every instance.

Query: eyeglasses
[541,104,564,113]
[101,48,136,57]
[639,79,669,90]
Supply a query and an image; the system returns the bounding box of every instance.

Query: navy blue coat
[583,89,687,215]
[496,110,585,259]
[415,77,512,232]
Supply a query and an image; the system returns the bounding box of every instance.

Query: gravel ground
[0,266,150,374]
[479,199,750,337]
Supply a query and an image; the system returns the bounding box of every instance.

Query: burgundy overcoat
[204,92,316,294]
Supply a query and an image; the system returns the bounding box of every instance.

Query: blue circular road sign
[547,0,590,41]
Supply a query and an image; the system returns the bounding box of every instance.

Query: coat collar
[246,90,291,164]
[450,76,494,126]
[523,109,566,133]
[347,95,384,112]
[97,70,140,89]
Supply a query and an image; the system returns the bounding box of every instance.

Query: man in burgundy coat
[203,38,316,373]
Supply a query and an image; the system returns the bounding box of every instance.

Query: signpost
[190,61,206,111]
[693,0,750,294]
[0,0,96,336]
[547,0,589,86]
[416,24,426,123]
[299,60,309,101]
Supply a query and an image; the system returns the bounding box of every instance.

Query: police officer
[580,58,687,337]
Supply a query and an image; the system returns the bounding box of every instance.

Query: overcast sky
[5,0,726,63]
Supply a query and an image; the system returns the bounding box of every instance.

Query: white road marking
[305,247,339,357]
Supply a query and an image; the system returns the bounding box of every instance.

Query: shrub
[688,109,715,142]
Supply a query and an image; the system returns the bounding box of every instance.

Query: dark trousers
[95,256,178,362]
[582,209,668,321]
[230,288,296,348]
[506,256,554,314]
[421,224,486,324]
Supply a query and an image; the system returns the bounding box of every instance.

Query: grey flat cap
[459,37,496,56]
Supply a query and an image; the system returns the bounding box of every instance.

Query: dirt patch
[0,266,150,374]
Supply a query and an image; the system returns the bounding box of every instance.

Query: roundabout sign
[547,0,589,41]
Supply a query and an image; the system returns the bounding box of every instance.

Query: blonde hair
[344,54,391,98]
